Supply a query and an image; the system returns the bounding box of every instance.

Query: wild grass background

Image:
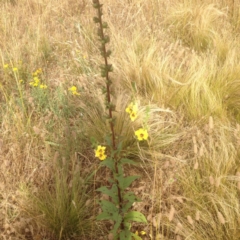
[1,0,240,239]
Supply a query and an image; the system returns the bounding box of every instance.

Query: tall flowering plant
[92,1,148,239]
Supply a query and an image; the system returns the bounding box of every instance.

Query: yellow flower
[130,111,137,121]
[135,128,148,141]
[68,86,80,96]
[98,153,107,161]
[40,84,47,89]
[32,68,42,76]
[3,64,9,69]
[126,102,138,121]
[135,230,146,236]
[126,102,138,114]
[12,67,18,72]
[19,79,24,84]
[37,68,42,74]
[29,77,40,87]
[95,145,107,161]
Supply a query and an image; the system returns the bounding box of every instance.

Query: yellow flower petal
[95,146,107,160]
[130,111,137,121]
[69,86,80,95]
[126,102,138,114]
[135,128,148,141]
[40,84,47,89]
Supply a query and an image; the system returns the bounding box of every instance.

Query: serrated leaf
[100,157,114,171]
[119,228,132,240]
[111,215,123,238]
[117,175,140,190]
[96,185,119,204]
[99,200,119,221]
[122,192,141,214]
[124,211,147,223]
[96,212,112,221]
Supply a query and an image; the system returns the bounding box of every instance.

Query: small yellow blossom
[40,84,47,89]
[135,230,146,236]
[32,68,42,76]
[29,77,40,87]
[37,68,42,73]
[135,128,148,141]
[126,102,138,121]
[130,111,137,121]
[68,86,80,96]
[95,145,107,161]
[19,79,24,84]
[12,67,18,72]
[3,64,9,69]
[126,102,138,114]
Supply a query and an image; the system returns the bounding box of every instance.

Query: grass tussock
[1,0,240,239]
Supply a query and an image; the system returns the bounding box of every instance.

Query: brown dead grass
[1,0,240,239]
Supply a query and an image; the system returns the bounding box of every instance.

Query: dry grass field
[1,0,240,239]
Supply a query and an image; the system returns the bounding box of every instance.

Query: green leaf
[93,17,100,23]
[122,192,141,214]
[131,232,142,240]
[96,185,119,204]
[119,228,132,240]
[117,164,123,176]
[124,211,147,223]
[119,158,138,166]
[111,215,123,238]
[44,141,60,146]
[117,141,123,152]
[96,212,112,221]
[131,81,137,93]
[98,200,119,221]
[105,135,111,146]
[100,157,114,171]
[117,175,140,190]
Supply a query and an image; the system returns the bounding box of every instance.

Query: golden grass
[1,0,240,239]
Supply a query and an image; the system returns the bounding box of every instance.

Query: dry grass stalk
[175,222,183,234]
[237,181,240,191]
[194,161,199,169]
[217,211,226,224]
[169,205,175,222]
[209,116,214,131]
[187,215,194,225]
[209,176,215,185]
[176,235,182,240]
[199,144,204,156]
[215,177,221,187]
[195,210,200,221]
